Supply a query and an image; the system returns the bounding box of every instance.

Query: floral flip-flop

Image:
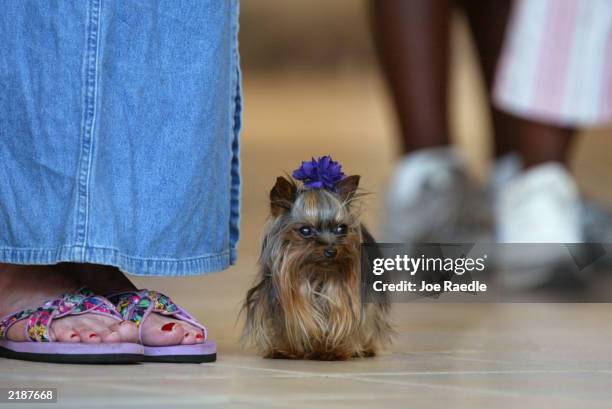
[107,290,216,363]
[0,291,143,364]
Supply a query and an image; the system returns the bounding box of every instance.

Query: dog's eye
[334,224,348,235]
[298,226,314,238]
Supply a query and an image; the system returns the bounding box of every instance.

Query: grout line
[437,355,534,365]
[0,372,308,383]
[208,362,612,377]
[316,369,612,376]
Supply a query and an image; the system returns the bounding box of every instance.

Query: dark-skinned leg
[371,0,451,153]
[515,119,574,168]
[460,0,514,158]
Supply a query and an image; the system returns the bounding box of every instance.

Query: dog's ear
[270,176,296,216]
[336,175,360,201]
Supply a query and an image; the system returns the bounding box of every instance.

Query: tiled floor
[3,304,612,408]
[2,68,612,408]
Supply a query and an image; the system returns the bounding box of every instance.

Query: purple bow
[292,156,345,191]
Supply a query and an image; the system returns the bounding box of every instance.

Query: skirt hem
[0,245,236,277]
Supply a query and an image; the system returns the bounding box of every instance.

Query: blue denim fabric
[0,1,242,276]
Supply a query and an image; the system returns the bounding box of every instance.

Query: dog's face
[265,175,361,272]
[282,186,359,267]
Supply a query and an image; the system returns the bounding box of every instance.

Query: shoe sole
[142,352,216,363]
[142,341,217,363]
[0,346,141,364]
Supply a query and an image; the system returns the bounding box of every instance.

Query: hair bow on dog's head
[292,156,346,192]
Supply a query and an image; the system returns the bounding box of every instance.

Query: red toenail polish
[71,333,78,338]
[161,323,175,332]
[196,334,204,339]
[89,333,97,338]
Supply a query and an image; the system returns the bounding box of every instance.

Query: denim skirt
[0,1,242,276]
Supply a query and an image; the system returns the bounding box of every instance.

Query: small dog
[242,157,393,360]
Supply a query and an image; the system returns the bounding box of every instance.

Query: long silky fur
[241,180,393,360]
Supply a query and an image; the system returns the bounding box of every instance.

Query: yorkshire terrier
[242,156,393,360]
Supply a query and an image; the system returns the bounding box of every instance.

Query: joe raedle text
[372,280,488,293]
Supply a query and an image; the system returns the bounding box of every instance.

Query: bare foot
[64,263,205,347]
[0,264,138,344]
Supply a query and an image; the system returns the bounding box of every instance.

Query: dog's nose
[324,248,337,259]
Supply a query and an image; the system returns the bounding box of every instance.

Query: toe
[179,323,205,345]
[78,328,101,344]
[181,329,197,345]
[51,319,80,343]
[141,319,186,347]
[181,326,205,345]
[110,321,139,343]
[55,328,80,343]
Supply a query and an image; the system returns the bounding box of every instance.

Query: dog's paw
[358,349,377,358]
[264,350,299,360]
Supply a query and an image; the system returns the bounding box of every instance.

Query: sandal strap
[0,308,36,340]
[109,290,207,339]
[0,290,122,342]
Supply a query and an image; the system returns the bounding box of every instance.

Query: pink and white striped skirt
[494,0,612,127]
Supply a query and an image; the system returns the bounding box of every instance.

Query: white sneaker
[496,162,581,243]
[495,162,582,288]
[490,153,608,241]
[381,146,491,243]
